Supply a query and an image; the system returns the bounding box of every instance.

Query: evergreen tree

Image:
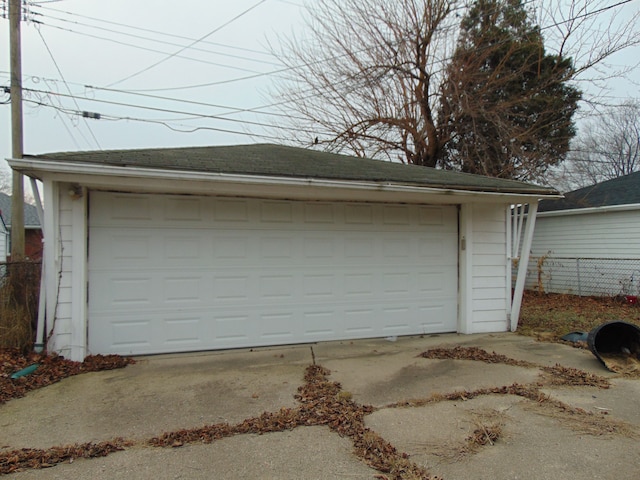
[438,0,581,180]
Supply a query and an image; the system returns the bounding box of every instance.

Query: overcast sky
[0,0,305,172]
[1,0,639,176]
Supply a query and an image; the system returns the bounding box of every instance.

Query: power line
[0,70,318,120]
[21,97,302,141]
[36,3,277,59]
[37,22,272,75]
[84,84,309,121]
[35,26,101,149]
[540,0,636,31]
[20,86,328,135]
[106,0,270,87]
[37,11,282,67]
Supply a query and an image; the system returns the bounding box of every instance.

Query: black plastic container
[587,321,640,368]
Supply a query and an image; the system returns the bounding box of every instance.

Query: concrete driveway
[1,333,639,479]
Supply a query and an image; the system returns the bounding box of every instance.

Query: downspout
[510,202,538,331]
[29,177,46,352]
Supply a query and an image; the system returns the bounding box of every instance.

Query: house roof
[539,171,640,212]
[26,143,558,196]
[0,192,41,228]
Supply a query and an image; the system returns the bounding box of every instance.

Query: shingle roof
[0,192,41,228]
[539,171,640,212]
[29,143,557,196]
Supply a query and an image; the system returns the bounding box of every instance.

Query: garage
[10,143,557,360]
[88,191,458,355]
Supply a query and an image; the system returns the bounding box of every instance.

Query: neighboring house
[528,172,640,297]
[9,144,557,361]
[0,191,43,262]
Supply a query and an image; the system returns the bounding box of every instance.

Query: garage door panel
[343,308,376,335]
[90,193,156,225]
[345,204,374,224]
[162,316,202,346]
[303,203,335,223]
[419,206,445,225]
[212,314,251,344]
[302,311,338,339]
[259,312,297,341]
[214,198,250,222]
[164,235,206,262]
[303,274,336,299]
[89,274,155,310]
[89,192,458,355]
[417,304,458,332]
[164,276,203,303]
[92,314,153,352]
[344,273,374,298]
[89,232,154,266]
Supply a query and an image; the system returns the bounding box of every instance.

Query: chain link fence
[523,256,640,297]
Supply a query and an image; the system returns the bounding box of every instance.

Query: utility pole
[9,0,25,260]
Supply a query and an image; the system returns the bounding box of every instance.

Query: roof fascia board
[538,203,640,217]
[8,157,559,204]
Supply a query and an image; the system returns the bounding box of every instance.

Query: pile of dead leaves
[418,346,535,368]
[0,439,132,474]
[0,348,135,405]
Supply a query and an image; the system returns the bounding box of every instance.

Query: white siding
[527,208,640,296]
[469,204,509,333]
[46,185,76,358]
[531,209,640,259]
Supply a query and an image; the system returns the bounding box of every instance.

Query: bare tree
[536,0,640,97]
[0,168,11,194]
[549,100,640,190]
[270,0,460,165]
[269,0,640,178]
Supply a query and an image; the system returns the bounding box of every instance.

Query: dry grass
[523,399,636,437]
[466,422,502,447]
[427,409,507,463]
[0,262,41,352]
[596,354,640,377]
[538,364,611,388]
[0,298,32,351]
[519,292,640,343]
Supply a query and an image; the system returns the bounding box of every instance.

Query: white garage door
[88,192,458,355]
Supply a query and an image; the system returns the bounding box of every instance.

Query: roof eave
[8,157,559,203]
[538,202,640,216]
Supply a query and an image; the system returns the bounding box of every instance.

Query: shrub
[0,262,41,352]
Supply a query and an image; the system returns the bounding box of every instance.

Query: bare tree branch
[268,0,639,180]
[550,100,640,190]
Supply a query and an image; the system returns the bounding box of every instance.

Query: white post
[458,204,473,333]
[69,188,88,361]
[42,180,60,352]
[505,205,513,317]
[29,178,46,351]
[510,202,538,331]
